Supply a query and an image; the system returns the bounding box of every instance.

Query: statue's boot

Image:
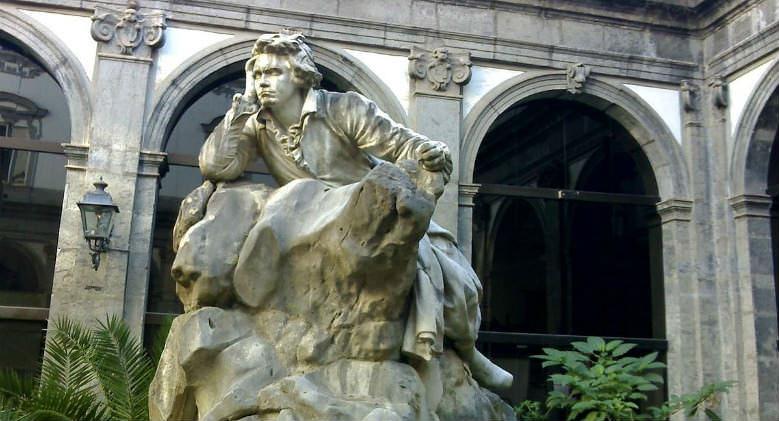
[457,346,513,391]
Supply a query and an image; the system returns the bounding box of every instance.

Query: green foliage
[643,381,737,421]
[513,337,733,421]
[514,400,546,421]
[535,337,665,421]
[0,316,159,421]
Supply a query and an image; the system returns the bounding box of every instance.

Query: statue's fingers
[420,147,444,160]
[422,156,445,170]
[416,142,437,155]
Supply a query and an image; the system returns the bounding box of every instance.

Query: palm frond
[0,369,35,405]
[20,384,106,421]
[91,315,154,421]
[40,318,96,395]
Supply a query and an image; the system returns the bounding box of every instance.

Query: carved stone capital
[680,80,699,112]
[656,198,693,223]
[729,194,772,219]
[708,76,728,109]
[566,63,591,94]
[409,46,471,96]
[139,150,168,178]
[458,183,480,207]
[62,143,89,170]
[91,0,166,58]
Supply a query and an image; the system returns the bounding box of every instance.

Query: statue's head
[246,32,322,108]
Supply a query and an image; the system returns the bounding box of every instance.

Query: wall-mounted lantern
[77,178,119,270]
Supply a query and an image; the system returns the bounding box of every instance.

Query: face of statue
[253,53,299,108]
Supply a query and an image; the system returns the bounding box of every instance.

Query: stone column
[655,198,701,414]
[730,194,779,421]
[47,2,166,335]
[457,183,479,260]
[408,46,471,235]
[124,151,166,333]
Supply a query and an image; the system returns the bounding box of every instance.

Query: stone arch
[728,60,779,421]
[0,6,93,145]
[731,60,779,196]
[461,72,690,201]
[144,35,408,152]
[460,71,694,402]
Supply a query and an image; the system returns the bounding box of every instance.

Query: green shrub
[514,337,734,421]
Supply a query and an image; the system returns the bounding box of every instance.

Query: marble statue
[150,31,516,421]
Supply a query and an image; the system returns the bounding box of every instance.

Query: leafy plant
[644,381,736,421]
[514,337,733,421]
[0,316,160,421]
[514,399,546,421]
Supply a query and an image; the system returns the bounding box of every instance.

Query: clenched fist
[415,140,453,182]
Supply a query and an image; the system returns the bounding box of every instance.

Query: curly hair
[246,32,323,89]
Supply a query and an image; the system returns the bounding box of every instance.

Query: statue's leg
[428,226,513,391]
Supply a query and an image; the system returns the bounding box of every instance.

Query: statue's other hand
[415,140,452,182]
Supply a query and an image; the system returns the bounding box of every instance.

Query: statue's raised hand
[415,140,452,182]
[229,63,260,121]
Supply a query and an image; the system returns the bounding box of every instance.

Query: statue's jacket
[198,88,482,361]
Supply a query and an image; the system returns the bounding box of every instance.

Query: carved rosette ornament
[709,76,729,109]
[566,63,591,94]
[680,80,699,112]
[408,46,471,94]
[91,0,166,56]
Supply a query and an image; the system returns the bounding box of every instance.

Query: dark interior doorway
[472,98,665,404]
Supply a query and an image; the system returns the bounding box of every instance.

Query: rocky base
[150,162,516,421]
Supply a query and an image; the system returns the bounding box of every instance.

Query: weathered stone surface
[172,180,272,311]
[437,350,517,421]
[151,161,515,420]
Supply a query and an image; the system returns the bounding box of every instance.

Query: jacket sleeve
[198,99,259,182]
[326,91,427,163]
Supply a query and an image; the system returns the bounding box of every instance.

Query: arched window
[144,62,359,343]
[0,36,70,374]
[472,98,664,404]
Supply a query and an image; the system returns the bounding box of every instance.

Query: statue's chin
[259,97,278,108]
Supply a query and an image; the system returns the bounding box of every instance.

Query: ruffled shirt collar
[258,89,319,173]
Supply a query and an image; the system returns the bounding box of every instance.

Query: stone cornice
[458,183,480,208]
[138,150,167,177]
[7,0,758,35]
[729,194,773,219]
[656,198,694,223]
[62,143,89,170]
[705,19,779,78]
[4,0,700,82]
